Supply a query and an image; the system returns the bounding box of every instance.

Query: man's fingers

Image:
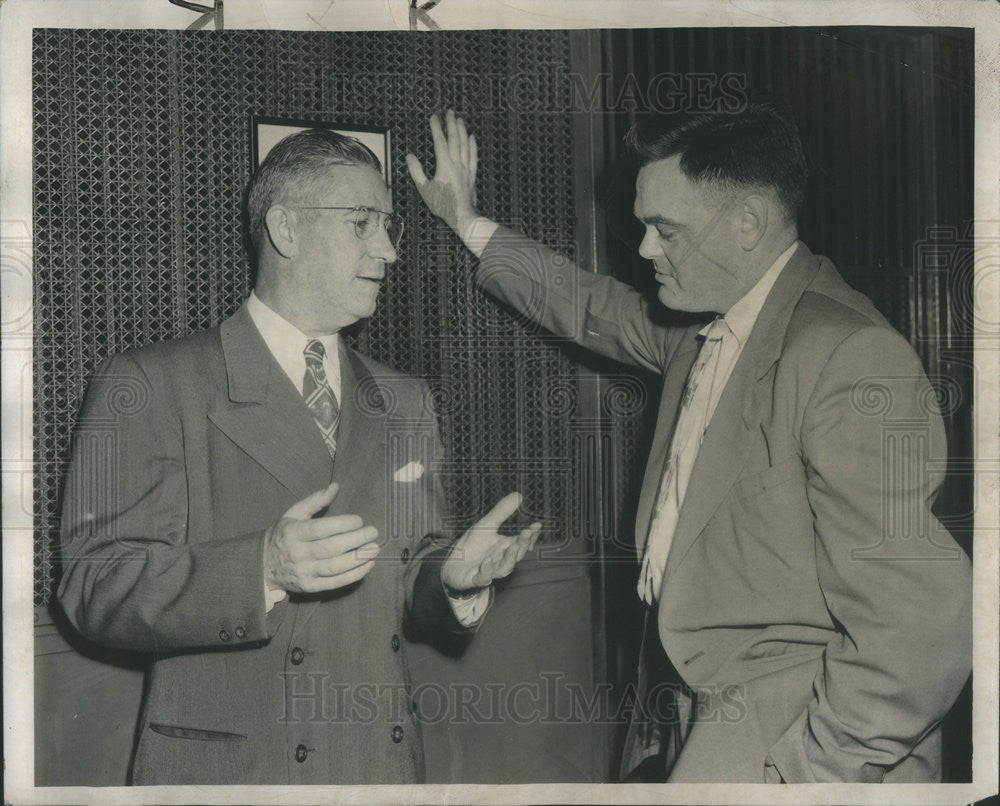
[519,522,542,539]
[296,513,366,541]
[490,525,539,582]
[429,113,448,158]
[517,523,542,548]
[499,543,519,570]
[446,109,461,164]
[513,524,540,561]
[472,491,523,532]
[468,134,478,206]
[405,153,428,187]
[306,559,377,591]
[284,481,340,520]
[491,535,518,567]
[489,548,518,581]
[457,116,469,165]
[304,525,379,557]
[312,542,381,577]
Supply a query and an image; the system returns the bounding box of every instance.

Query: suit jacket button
[290,647,305,665]
[400,548,410,564]
[391,725,404,743]
[219,629,230,642]
[294,744,309,762]
[391,634,400,652]
[234,625,246,640]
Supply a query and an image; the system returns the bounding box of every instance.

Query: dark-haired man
[58,129,540,784]
[407,107,971,783]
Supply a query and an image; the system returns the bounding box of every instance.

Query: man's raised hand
[441,492,541,593]
[263,481,380,594]
[406,109,479,234]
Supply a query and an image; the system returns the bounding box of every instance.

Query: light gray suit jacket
[476,226,972,783]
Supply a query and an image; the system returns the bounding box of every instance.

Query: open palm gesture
[406,109,479,234]
[441,492,541,592]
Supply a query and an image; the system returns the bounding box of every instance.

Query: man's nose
[367,226,398,263]
[637,227,661,260]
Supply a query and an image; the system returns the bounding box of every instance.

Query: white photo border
[2,2,997,805]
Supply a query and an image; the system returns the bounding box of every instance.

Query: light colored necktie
[302,339,340,457]
[638,318,731,604]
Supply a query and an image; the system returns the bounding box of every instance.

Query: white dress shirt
[246,292,489,624]
[639,242,797,602]
[697,242,797,426]
[247,291,342,399]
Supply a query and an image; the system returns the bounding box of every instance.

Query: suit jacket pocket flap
[149,722,248,742]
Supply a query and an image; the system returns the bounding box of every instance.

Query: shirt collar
[246,291,340,391]
[706,241,798,346]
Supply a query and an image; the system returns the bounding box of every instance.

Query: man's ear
[264,205,299,258]
[738,195,768,251]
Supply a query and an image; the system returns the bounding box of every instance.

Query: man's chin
[359,299,380,320]
[656,285,686,311]
[352,286,381,316]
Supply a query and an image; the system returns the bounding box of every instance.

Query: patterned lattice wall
[33,29,640,604]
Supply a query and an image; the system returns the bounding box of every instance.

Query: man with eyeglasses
[57,128,540,785]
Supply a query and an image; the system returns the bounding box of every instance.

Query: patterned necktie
[302,339,340,457]
[638,318,731,605]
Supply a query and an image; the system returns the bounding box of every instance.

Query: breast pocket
[733,457,804,506]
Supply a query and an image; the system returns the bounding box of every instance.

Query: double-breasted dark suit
[475,226,972,783]
[58,304,462,784]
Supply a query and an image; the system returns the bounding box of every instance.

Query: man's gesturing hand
[405,109,479,235]
[263,481,380,595]
[441,492,541,593]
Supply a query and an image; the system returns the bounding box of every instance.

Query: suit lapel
[208,305,333,500]
[661,244,821,582]
[327,345,388,511]
[661,355,757,581]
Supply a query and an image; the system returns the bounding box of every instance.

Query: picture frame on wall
[250,115,392,189]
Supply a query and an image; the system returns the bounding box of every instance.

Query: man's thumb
[285,481,339,520]
[405,153,427,186]
[474,491,522,532]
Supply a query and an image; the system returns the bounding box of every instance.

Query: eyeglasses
[297,206,405,248]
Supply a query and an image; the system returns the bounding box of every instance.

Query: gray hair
[246,128,383,256]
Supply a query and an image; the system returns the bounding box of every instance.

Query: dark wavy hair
[625,101,808,221]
